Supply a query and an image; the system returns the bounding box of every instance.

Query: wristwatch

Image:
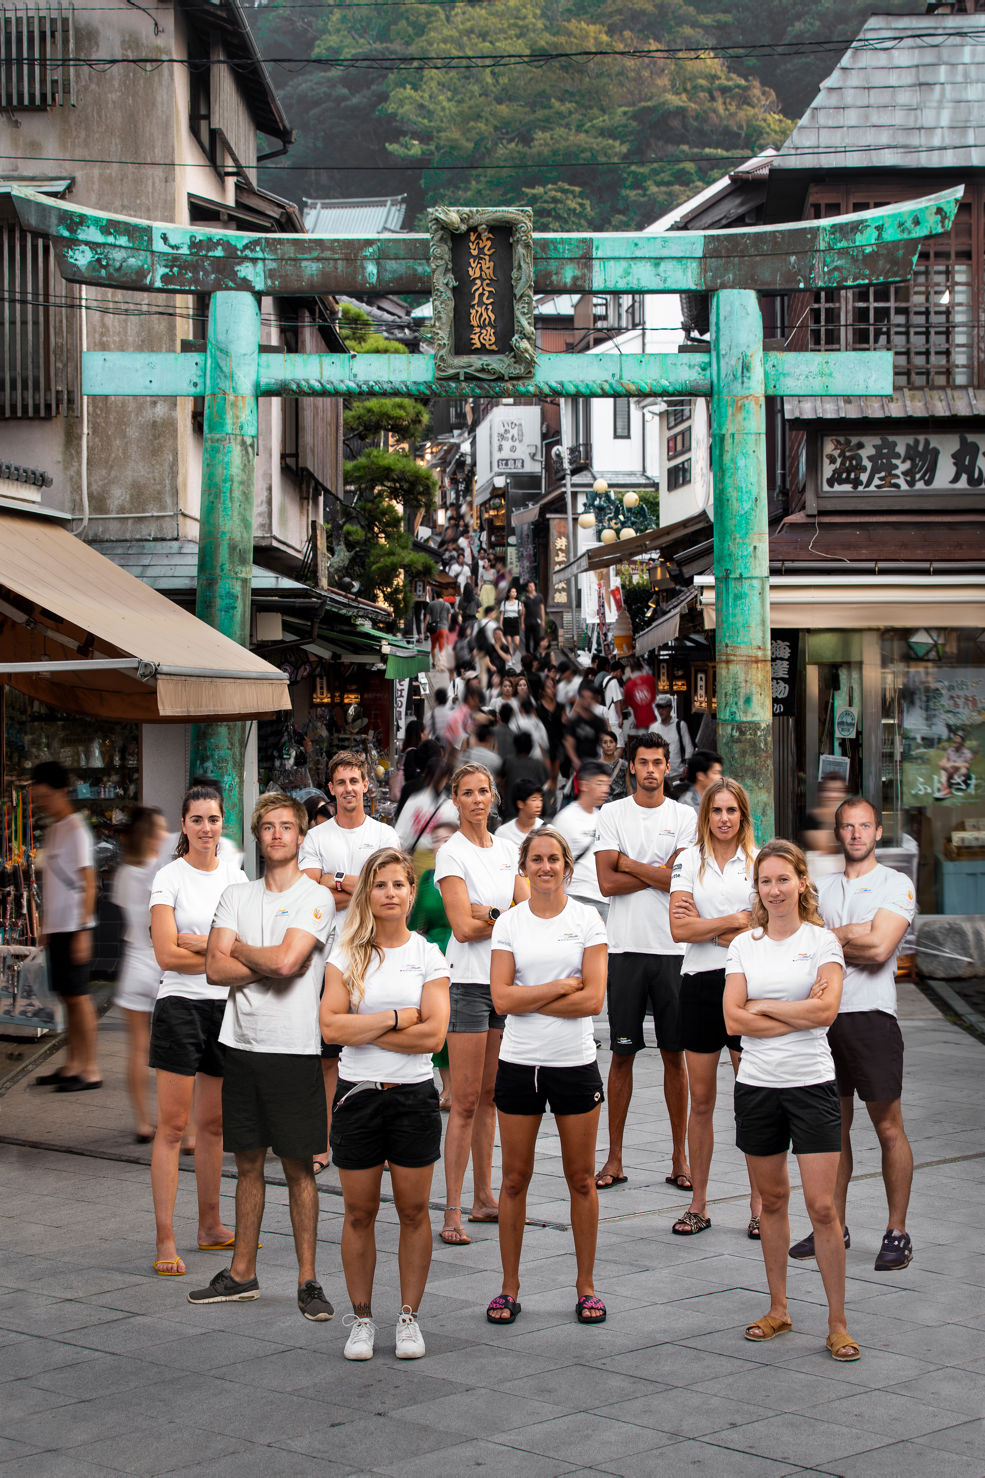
[488,907,501,923]
[334,871,346,886]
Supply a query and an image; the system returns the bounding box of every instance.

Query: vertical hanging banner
[428,207,536,381]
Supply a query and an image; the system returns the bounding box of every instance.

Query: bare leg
[229,1148,266,1283]
[834,1094,855,1224]
[729,1048,761,1219]
[682,1050,718,1217]
[745,1152,791,1329]
[64,993,100,1081]
[557,1105,602,1300]
[800,1150,855,1348]
[339,1166,384,1315]
[493,1110,540,1312]
[151,1069,195,1266]
[282,1156,320,1286]
[661,1048,690,1180]
[597,1051,635,1182]
[443,1030,489,1238]
[470,1029,502,1218]
[123,1008,153,1137]
[390,1163,437,1311]
[316,1057,338,1166]
[866,1098,913,1233]
[193,1073,233,1247]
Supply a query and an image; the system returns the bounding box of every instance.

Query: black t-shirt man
[563,709,607,763]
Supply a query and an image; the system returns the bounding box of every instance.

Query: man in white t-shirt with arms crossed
[594,733,697,1191]
[190,793,337,1318]
[790,796,917,1272]
[299,749,399,1169]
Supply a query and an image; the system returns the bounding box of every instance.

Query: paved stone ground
[1,982,984,1477]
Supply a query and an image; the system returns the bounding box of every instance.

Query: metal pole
[189,290,261,847]
[559,397,578,645]
[709,289,774,842]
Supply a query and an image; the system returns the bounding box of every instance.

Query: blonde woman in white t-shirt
[488,828,608,1326]
[321,848,450,1362]
[723,840,860,1363]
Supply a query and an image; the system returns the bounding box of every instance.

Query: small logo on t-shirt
[313,908,323,920]
[793,952,813,963]
[275,908,290,918]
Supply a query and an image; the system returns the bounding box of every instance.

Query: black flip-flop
[313,1159,330,1175]
[36,1070,77,1087]
[595,1172,628,1190]
[575,1294,607,1324]
[56,1079,102,1092]
[665,1172,693,1191]
[486,1294,521,1324]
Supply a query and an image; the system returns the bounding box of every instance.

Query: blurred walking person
[113,806,170,1141]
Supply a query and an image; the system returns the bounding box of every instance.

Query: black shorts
[222,1047,326,1159]
[46,932,91,999]
[734,1080,842,1158]
[494,1059,604,1117]
[330,1078,442,1171]
[607,952,683,1054]
[828,1011,904,1102]
[502,617,520,637]
[149,996,226,1077]
[680,969,741,1055]
[320,1041,342,1062]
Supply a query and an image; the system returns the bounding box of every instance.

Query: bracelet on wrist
[393,1008,399,1031]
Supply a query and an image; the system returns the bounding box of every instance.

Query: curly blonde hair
[337,847,416,1007]
[750,839,825,934]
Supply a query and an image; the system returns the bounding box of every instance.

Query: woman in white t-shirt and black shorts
[148,785,248,1277]
[500,584,524,654]
[723,839,860,1363]
[669,778,761,1239]
[488,827,608,1326]
[321,848,450,1362]
[434,761,529,1246]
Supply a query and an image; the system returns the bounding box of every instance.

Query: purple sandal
[486,1293,521,1325]
[575,1294,607,1324]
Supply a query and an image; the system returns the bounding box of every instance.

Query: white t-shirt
[149,856,249,1003]
[111,858,161,1009]
[594,795,697,954]
[726,923,844,1088]
[297,816,400,906]
[40,813,94,934]
[394,788,459,851]
[492,899,607,1067]
[330,934,448,1084]
[433,831,519,983]
[554,801,604,902]
[215,875,336,1054]
[495,816,542,850]
[671,843,757,975]
[818,864,916,1016]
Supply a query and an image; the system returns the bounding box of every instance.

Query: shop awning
[695,573,985,630]
[0,512,291,721]
[385,649,430,680]
[554,511,712,581]
[634,588,700,653]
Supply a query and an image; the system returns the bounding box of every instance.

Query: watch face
[489,908,501,921]
[334,872,345,884]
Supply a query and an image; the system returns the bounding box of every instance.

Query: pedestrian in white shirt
[321,848,450,1361]
[112,806,170,1142]
[148,785,249,1276]
[189,794,337,1322]
[489,828,608,1326]
[790,797,917,1274]
[653,695,693,781]
[594,733,697,1192]
[553,762,610,922]
[299,749,400,1173]
[724,840,859,1363]
[495,779,544,848]
[669,779,760,1238]
[434,761,530,1246]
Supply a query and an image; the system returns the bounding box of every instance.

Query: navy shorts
[149,996,226,1077]
[494,1059,604,1117]
[330,1078,442,1171]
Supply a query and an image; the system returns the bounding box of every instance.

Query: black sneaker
[298,1280,335,1321]
[874,1229,912,1271]
[789,1226,850,1260]
[187,1268,260,1305]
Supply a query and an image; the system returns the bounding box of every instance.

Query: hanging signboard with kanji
[428,207,536,381]
[771,630,799,718]
[821,430,985,507]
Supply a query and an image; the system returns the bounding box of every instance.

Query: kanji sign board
[821,430,985,507]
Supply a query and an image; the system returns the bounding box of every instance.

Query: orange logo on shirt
[313,908,323,920]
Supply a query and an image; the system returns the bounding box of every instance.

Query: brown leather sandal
[826,1330,861,1362]
[744,1312,793,1341]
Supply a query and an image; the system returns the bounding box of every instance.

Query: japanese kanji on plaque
[822,431,985,505]
[428,206,536,381]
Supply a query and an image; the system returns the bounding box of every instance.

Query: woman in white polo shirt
[723,840,860,1362]
[148,785,248,1277]
[321,847,450,1362]
[434,761,529,1246]
[669,778,760,1238]
[488,828,608,1326]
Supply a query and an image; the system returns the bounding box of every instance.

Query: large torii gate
[10,186,960,841]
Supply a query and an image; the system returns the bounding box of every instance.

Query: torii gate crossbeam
[8,185,961,844]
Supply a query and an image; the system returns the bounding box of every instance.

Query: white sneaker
[342,1314,376,1361]
[395,1305,426,1359]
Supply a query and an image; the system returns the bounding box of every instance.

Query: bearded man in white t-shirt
[298,749,400,1171]
[191,793,337,1319]
[593,733,697,1192]
[790,797,917,1274]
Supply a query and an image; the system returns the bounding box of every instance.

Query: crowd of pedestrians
[27,606,918,1367]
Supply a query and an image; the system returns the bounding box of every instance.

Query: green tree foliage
[328,306,436,617]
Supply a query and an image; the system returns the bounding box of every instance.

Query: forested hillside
[253,0,919,231]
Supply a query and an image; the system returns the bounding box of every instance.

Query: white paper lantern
[600,527,617,544]
[619,527,635,540]
[592,477,609,495]
[578,510,596,529]
[623,490,640,509]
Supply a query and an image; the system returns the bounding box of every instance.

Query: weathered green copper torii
[10,186,960,841]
